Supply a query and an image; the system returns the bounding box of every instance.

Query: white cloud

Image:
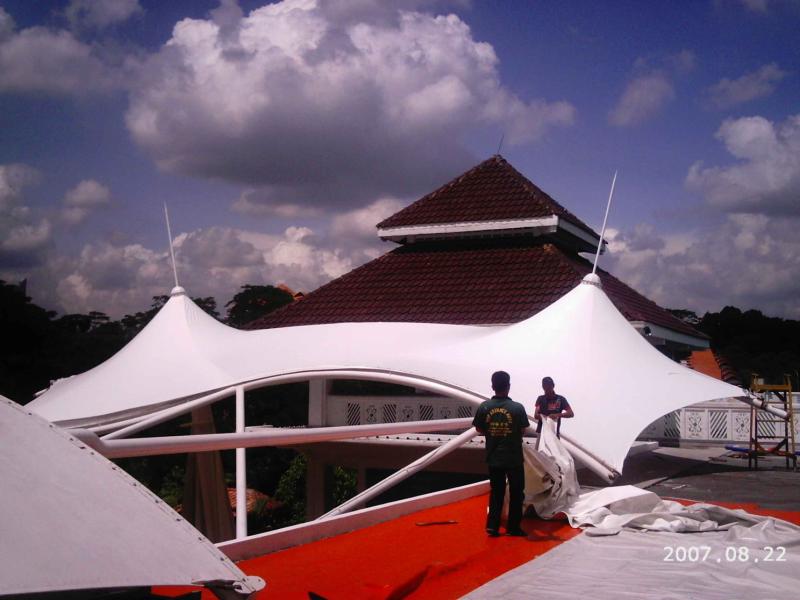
[705,63,787,109]
[0,7,14,41]
[604,215,800,318]
[0,164,51,270]
[330,197,405,242]
[53,241,169,315]
[0,163,41,209]
[609,72,675,126]
[2,219,52,253]
[686,114,800,215]
[41,222,370,317]
[232,188,323,218]
[0,5,135,95]
[665,49,696,74]
[62,179,112,225]
[126,0,574,213]
[65,0,143,30]
[0,23,120,95]
[740,0,769,13]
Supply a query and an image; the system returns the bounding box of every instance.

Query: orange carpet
[156,494,800,599]
[156,492,579,599]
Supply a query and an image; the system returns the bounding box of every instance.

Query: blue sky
[0,0,798,318]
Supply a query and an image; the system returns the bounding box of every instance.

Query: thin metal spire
[496,132,505,155]
[164,202,180,288]
[592,171,618,275]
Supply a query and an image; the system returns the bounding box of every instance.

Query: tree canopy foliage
[669,306,800,388]
[225,284,294,327]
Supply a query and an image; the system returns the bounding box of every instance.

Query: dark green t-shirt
[472,396,531,468]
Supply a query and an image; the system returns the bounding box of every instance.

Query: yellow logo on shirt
[485,407,513,437]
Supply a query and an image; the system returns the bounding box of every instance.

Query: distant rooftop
[377,155,600,251]
[247,238,703,340]
[687,349,740,385]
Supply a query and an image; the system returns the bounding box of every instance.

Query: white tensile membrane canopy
[28,275,744,474]
[0,396,264,598]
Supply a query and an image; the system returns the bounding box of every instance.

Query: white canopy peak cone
[581,273,602,287]
[170,285,186,297]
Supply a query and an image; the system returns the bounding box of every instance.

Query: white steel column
[235,385,247,539]
[307,379,327,427]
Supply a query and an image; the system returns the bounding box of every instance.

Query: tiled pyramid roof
[377,155,598,240]
[247,238,702,339]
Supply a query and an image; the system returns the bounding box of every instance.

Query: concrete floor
[579,445,800,511]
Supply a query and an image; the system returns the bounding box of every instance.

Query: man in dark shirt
[534,376,574,438]
[472,371,531,537]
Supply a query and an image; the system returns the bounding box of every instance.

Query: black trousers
[487,464,525,532]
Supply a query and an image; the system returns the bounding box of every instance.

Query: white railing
[330,393,800,446]
[639,395,800,445]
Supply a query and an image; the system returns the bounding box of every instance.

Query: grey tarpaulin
[468,416,800,599]
[464,512,800,599]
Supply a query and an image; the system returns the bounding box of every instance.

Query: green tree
[275,454,308,525]
[0,280,56,401]
[698,306,800,389]
[225,284,294,328]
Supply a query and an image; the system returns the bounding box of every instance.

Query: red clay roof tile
[377,155,598,240]
[247,238,703,339]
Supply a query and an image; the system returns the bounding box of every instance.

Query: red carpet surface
[157,492,579,599]
[156,494,800,599]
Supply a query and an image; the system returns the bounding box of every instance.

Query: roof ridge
[543,242,586,278]
[376,155,503,229]
[376,155,598,238]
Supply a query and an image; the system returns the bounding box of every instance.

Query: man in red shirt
[534,376,574,438]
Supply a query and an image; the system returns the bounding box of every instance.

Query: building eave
[378,216,602,252]
[630,320,709,349]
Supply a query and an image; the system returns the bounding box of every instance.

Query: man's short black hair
[542,376,554,387]
[491,370,510,391]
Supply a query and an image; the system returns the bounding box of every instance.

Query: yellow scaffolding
[749,374,797,471]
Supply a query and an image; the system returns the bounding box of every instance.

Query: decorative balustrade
[639,394,800,445]
[328,394,800,446]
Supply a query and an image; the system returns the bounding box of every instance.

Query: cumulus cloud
[604,214,800,318]
[232,187,324,218]
[740,0,769,13]
[0,164,52,271]
[53,241,169,315]
[705,64,787,109]
[40,222,367,316]
[65,0,143,30]
[328,196,405,262]
[330,197,405,242]
[0,163,41,209]
[686,114,800,215]
[0,7,14,41]
[0,6,130,95]
[61,179,112,225]
[609,72,675,126]
[665,49,696,74]
[126,0,574,214]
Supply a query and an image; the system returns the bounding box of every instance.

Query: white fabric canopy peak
[28,276,744,474]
